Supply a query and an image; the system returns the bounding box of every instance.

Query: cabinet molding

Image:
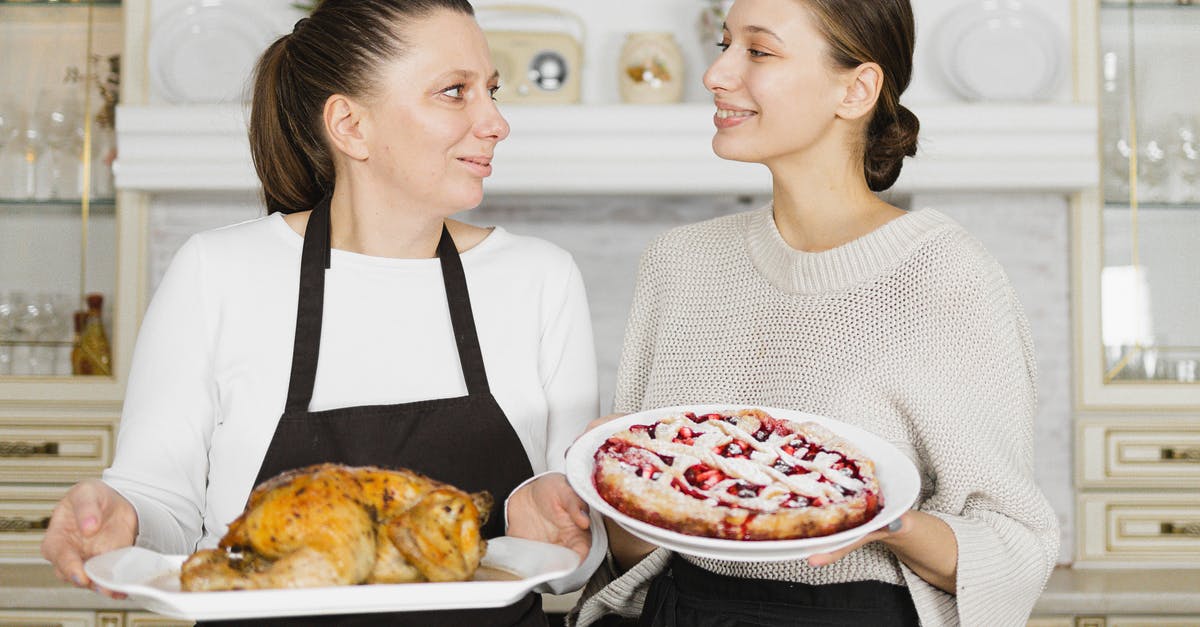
[114,103,1098,195]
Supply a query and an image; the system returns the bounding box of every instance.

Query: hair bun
[864,104,919,192]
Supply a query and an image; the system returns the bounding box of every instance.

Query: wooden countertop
[3,563,1199,616]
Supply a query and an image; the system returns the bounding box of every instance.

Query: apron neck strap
[284,201,491,414]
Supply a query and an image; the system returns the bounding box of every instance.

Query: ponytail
[248,37,331,214]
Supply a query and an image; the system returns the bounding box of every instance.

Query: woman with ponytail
[42,2,602,624]
[577,0,1057,625]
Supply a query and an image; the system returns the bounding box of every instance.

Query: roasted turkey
[180,463,491,590]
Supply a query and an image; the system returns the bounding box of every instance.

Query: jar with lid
[618,33,685,105]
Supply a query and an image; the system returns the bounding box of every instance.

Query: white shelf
[114,103,1098,195]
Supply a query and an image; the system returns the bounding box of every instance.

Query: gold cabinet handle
[0,441,59,457]
[1161,447,1200,462]
[0,516,51,532]
[1160,522,1200,537]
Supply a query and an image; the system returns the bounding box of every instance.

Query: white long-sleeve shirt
[104,213,599,555]
[575,206,1058,627]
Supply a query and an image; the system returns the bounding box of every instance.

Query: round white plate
[934,1,1064,102]
[149,0,278,104]
[565,405,921,563]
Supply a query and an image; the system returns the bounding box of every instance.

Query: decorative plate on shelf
[564,405,920,563]
[933,1,1064,102]
[149,0,278,104]
[84,537,579,620]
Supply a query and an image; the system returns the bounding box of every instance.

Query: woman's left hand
[806,512,909,568]
[806,510,958,594]
[506,473,591,561]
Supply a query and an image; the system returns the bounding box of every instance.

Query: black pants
[638,555,920,627]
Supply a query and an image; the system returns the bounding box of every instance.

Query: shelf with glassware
[1074,0,1200,409]
[0,0,136,403]
[1072,0,1200,573]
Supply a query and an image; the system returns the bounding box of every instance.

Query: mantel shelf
[115,103,1098,196]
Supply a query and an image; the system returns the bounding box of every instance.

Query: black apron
[638,554,920,627]
[201,198,544,627]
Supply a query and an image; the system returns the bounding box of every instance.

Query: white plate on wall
[84,537,579,620]
[149,0,278,104]
[934,1,1064,102]
[565,405,920,563]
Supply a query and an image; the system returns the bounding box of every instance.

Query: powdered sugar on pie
[592,408,883,541]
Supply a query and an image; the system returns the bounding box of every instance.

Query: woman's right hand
[41,479,138,597]
[582,413,660,571]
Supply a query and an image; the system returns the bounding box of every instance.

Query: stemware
[34,86,86,200]
[0,103,37,200]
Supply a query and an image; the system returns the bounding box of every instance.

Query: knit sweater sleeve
[900,248,1059,627]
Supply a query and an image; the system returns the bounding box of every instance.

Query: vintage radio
[478,5,584,104]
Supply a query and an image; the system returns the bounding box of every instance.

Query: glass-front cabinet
[0,0,140,571]
[1079,0,1200,408]
[1075,0,1200,571]
[0,0,134,404]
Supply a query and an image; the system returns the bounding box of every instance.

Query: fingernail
[71,575,85,587]
[887,519,903,532]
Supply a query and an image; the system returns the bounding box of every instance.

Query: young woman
[41,1,598,625]
[575,0,1058,625]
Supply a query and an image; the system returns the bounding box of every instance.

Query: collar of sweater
[743,204,955,295]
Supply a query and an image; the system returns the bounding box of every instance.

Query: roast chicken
[180,463,491,590]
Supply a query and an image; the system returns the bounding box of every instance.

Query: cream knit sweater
[573,206,1059,627]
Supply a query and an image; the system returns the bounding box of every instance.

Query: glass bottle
[69,310,86,376]
[75,293,111,376]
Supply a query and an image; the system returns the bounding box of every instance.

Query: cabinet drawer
[0,610,94,627]
[0,485,68,561]
[1078,418,1200,489]
[0,417,116,484]
[125,613,193,627]
[1079,493,1200,564]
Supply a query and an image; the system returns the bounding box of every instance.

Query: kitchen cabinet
[1073,0,1200,568]
[0,0,143,563]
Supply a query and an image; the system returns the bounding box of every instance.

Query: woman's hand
[506,473,591,561]
[806,510,958,594]
[40,479,138,598]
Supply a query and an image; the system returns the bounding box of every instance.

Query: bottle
[70,310,87,375]
[75,293,111,376]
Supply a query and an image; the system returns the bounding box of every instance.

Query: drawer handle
[0,441,60,457]
[0,516,51,532]
[1161,447,1200,462]
[1161,522,1200,537]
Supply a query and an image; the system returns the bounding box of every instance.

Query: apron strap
[284,203,491,413]
[436,224,491,395]
[284,196,332,414]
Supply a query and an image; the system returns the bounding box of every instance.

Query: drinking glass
[0,104,37,200]
[1136,127,1170,204]
[34,86,85,200]
[1169,115,1200,203]
[0,291,16,375]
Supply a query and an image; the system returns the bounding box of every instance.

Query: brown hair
[249,0,475,214]
[800,0,918,192]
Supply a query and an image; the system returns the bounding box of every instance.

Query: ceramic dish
[149,0,277,104]
[934,1,1064,102]
[84,536,579,620]
[565,405,920,563]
